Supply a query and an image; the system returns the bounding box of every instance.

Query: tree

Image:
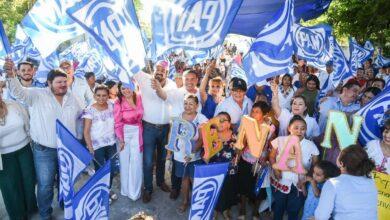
[304,0,390,56]
[0,0,34,42]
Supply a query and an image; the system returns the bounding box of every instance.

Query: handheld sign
[166,117,196,153]
[272,135,306,174]
[235,115,270,158]
[321,111,363,150]
[201,117,223,161]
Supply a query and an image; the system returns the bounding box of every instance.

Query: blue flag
[56,120,93,219]
[292,24,333,69]
[11,25,41,64]
[21,0,84,57]
[230,62,248,83]
[349,38,373,75]
[356,87,390,146]
[73,160,110,220]
[67,0,146,87]
[330,36,351,87]
[0,20,11,58]
[364,40,374,52]
[374,54,390,68]
[242,0,295,84]
[35,52,60,82]
[189,162,229,220]
[152,0,243,58]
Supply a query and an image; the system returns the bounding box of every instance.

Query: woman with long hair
[114,82,144,201]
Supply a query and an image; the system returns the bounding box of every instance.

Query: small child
[301,161,340,220]
[269,115,319,220]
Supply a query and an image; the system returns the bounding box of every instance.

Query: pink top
[114,95,144,151]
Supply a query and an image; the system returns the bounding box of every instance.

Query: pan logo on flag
[78,183,109,219]
[294,26,325,57]
[83,2,131,56]
[58,147,74,197]
[191,178,219,218]
[29,0,80,34]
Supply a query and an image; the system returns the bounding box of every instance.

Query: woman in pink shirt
[114,82,144,201]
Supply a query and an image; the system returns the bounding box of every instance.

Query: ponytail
[339,145,375,178]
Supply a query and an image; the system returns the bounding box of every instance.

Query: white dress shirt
[70,76,94,108]
[166,87,201,118]
[134,71,176,124]
[7,77,83,148]
[214,96,253,125]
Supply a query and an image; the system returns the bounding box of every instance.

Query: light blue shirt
[318,96,360,132]
[315,174,378,220]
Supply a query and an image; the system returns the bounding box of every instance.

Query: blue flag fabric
[349,38,373,75]
[330,36,351,87]
[56,120,93,219]
[364,40,374,52]
[292,24,333,69]
[189,162,229,220]
[73,160,110,220]
[35,52,60,82]
[356,87,390,146]
[230,62,248,83]
[152,0,243,58]
[242,0,295,84]
[0,20,11,58]
[21,0,84,57]
[11,25,41,65]
[374,54,390,68]
[67,0,146,87]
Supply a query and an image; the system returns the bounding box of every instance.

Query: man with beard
[59,60,94,108]
[17,61,47,88]
[4,58,82,220]
[133,60,177,203]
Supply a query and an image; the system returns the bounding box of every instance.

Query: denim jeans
[272,185,306,220]
[142,121,169,193]
[94,144,116,187]
[32,142,58,220]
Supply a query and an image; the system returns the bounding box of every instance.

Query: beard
[154,74,165,83]
[50,87,67,96]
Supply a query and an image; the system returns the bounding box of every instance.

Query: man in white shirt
[133,60,177,203]
[317,61,335,97]
[153,68,201,200]
[60,60,94,108]
[4,59,82,220]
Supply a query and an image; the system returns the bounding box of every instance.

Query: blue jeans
[272,185,306,220]
[94,144,116,187]
[32,142,58,220]
[142,121,169,193]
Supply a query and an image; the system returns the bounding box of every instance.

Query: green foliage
[303,0,390,56]
[0,0,34,42]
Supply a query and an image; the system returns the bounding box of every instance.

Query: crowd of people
[0,43,389,220]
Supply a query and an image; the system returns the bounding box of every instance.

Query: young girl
[200,61,224,119]
[83,85,118,202]
[237,101,274,220]
[210,112,238,220]
[365,117,390,174]
[269,115,319,220]
[172,94,208,213]
[301,161,340,220]
[114,82,144,201]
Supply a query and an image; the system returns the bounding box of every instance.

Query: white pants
[120,125,143,200]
